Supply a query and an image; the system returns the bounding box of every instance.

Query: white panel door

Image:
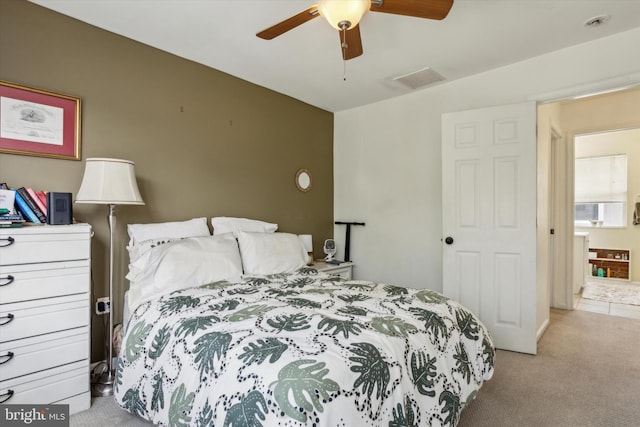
[442,102,537,354]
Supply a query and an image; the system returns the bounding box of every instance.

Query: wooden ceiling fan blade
[256,6,319,40]
[340,25,363,60]
[371,0,454,20]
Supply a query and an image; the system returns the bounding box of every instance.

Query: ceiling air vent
[393,67,445,90]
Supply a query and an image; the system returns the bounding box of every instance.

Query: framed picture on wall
[0,80,81,160]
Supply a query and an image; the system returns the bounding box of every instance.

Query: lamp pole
[92,204,117,396]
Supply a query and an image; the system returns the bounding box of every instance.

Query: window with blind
[575,154,627,227]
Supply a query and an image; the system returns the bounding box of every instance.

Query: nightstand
[313,261,354,280]
[0,223,91,414]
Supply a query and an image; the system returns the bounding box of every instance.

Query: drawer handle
[0,236,15,247]
[0,351,13,365]
[0,275,14,287]
[0,313,14,325]
[0,389,14,403]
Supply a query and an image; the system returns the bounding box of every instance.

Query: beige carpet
[71,396,151,427]
[72,309,640,426]
[582,281,640,306]
[458,309,640,427]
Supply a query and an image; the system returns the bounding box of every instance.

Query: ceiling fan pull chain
[341,25,348,81]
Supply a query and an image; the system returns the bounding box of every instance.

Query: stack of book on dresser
[0,183,48,227]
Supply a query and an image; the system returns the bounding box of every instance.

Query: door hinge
[550,228,555,235]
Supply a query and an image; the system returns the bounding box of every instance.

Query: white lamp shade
[76,158,145,205]
[318,0,371,30]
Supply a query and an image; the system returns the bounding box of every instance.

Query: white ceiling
[29,0,640,112]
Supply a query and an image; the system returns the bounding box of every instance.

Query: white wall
[334,28,640,296]
[537,102,562,329]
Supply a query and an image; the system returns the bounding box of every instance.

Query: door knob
[444,237,454,245]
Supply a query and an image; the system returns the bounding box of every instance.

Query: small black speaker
[47,192,73,225]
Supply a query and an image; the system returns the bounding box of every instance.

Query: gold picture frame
[0,80,81,160]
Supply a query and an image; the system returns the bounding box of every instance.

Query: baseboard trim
[587,276,631,284]
[536,317,550,342]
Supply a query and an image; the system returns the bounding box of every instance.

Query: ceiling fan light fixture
[318,0,371,30]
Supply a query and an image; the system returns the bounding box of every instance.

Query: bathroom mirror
[295,169,312,192]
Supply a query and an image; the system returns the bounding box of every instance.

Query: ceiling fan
[257,0,454,60]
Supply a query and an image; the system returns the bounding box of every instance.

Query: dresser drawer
[0,227,90,266]
[0,296,88,343]
[0,261,89,305]
[0,362,89,407]
[0,333,89,382]
[328,267,352,280]
[314,262,354,280]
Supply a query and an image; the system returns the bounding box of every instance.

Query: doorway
[548,127,561,309]
[543,88,640,319]
[572,127,640,320]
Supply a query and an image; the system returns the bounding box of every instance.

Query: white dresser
[313,261,354,280]
[0,224,91,414]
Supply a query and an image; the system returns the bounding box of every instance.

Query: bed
[114,217,494,426]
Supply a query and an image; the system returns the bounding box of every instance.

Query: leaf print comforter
[114,268,494,426]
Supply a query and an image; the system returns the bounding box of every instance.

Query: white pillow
[211,217,277,237]
[126,234,242,311]
[127,217,210,246]
[127,236,183,266]
[237,231,307,276]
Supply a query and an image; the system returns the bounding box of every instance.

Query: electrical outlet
[95,297,111,315]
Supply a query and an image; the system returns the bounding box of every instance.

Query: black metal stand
[334,221,365,262]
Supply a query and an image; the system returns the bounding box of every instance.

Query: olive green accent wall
[0,0,334,361]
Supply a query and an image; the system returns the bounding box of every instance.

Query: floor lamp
[76,158,144,397]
